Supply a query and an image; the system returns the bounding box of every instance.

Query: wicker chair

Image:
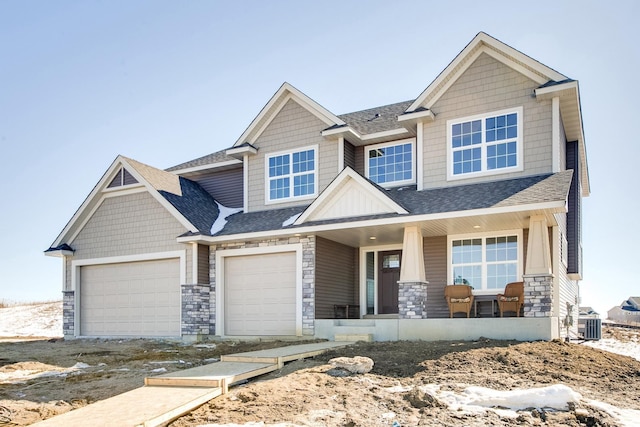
[497,281,524,317]
[444,284,474,318]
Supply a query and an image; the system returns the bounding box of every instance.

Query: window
[267,147,317,202]
[447,107,523,180]
[366,139,415,187]
[449,232,521,292]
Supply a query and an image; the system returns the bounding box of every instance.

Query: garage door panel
[225,252,297,336]
[80,258,180,337]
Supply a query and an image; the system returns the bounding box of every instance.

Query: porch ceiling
[315,209,557,248]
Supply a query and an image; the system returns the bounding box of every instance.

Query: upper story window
[365,139,415,187]
[447,107,523,180]
[266,146,317,202]
[448,231,522,293]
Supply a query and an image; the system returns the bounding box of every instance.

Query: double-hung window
[267,146,317,202]
[449,231,522,293]
[365,139,415,187]
[447,107,523,180]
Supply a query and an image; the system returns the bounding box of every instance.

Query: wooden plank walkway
[32,341,352,427]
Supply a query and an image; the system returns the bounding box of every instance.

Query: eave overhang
[321,126,411,146]
[226,143,258,160]
[397,109,436,130]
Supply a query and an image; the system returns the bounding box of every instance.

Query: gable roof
[233,82,345,147]
[47,156,219,251]
[294,167,408,225]
[407,32,568,112]
[166,149,241,173]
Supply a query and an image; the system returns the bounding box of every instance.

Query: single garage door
[80,258,181,337]
[225,252,296,336]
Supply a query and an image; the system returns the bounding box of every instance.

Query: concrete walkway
[32,341,352,427]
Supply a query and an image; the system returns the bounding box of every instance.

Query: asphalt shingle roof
[159,177,220,235]
[335,100,414,135]
[166,149,237,172]
[213,171,573,237]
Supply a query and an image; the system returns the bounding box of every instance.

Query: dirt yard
[0,327,638,426]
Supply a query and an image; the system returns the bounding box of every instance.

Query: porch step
[335,333,373,342]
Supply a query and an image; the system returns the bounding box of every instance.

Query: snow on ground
[583,334,640,361]
[0,301,62,338]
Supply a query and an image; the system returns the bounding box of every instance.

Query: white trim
[408,32,567,112]
[101,185,147,197]
[181,199,567,245]
[533,80,578,98]
[552,96,561,173]
[192,243,198,285]
[321,126,410,144]
[364,138,416,188]
[447,229,523,295]
[243,154,249,213]
[416,122,424,191]
[446,107,524,182]
[71,250,187,291]
[359,244,403,316]
[169,159,242,175]
[294,167,408,225]
[337,136,344,172]
[62,255,68,292]
[361,128,409,141]
[234,82,344,147]
[397,109,435,123]
[215,244,303,338]
[320,126,360,140]
[264,145,319,204]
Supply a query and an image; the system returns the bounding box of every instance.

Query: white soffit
[294,168,407,225]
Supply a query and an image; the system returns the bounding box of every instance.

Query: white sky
[1,1,637,316]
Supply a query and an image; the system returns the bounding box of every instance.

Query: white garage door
[80,258,181,337]
[225,252,297,336]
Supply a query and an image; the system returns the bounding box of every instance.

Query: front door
[378,250,401,314]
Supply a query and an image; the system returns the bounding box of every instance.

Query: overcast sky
[1,0,637,317]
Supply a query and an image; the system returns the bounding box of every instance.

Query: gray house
[607,298,640,325]
[45,32,589,342]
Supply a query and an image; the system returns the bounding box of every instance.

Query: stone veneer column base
[181,284,211,337]
[62,290,75,337]
[398,281,428,319]
[523,274,554,317]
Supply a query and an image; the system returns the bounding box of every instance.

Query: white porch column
[398,226,428,319]
[524,215,554,318]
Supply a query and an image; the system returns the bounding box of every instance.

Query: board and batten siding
[247,99,338,212]
[315,237,356,319]
[189,167,243,208]
[65,191,193,289]
[422,53,553,190]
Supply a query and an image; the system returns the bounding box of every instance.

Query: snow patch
[0,302,62,337]
[210,202,243,235]
[584,338,640,361]
[588,399,640,427]
[282,213,301,227]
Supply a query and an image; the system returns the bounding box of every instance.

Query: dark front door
[378,250,401,314]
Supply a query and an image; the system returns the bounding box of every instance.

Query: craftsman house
[46,32,589,341]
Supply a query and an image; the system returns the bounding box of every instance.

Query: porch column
[398,226,428,319]
[523,215,554,317]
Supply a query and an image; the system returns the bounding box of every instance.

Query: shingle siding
[67,191,192,287]
[247,99,338,211]
[422,53,553,189]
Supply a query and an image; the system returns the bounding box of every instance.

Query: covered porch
[313,208,560,341]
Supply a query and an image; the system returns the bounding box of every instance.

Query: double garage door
[224,252,297,336]
[80,258,181,337]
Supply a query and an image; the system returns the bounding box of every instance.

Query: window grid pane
[268,149,315,200]
[451,235,518,291]
[368,142,413,185]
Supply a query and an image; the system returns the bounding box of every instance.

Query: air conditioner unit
[582,318,602,340]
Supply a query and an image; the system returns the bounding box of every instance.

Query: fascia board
[170,159,242,175]
[51,155,127,247]
[361,128,410,141]
[408,32,567,112]
[178,199,568,245]
[44,249,74,258]
[321,126,361,141]
[233,82,344,147]
[293,168,408,225]
[397,109,435,123]
[120,158,199,233]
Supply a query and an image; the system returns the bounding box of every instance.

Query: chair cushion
[499,296,520,302]
[450,297,471,303]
